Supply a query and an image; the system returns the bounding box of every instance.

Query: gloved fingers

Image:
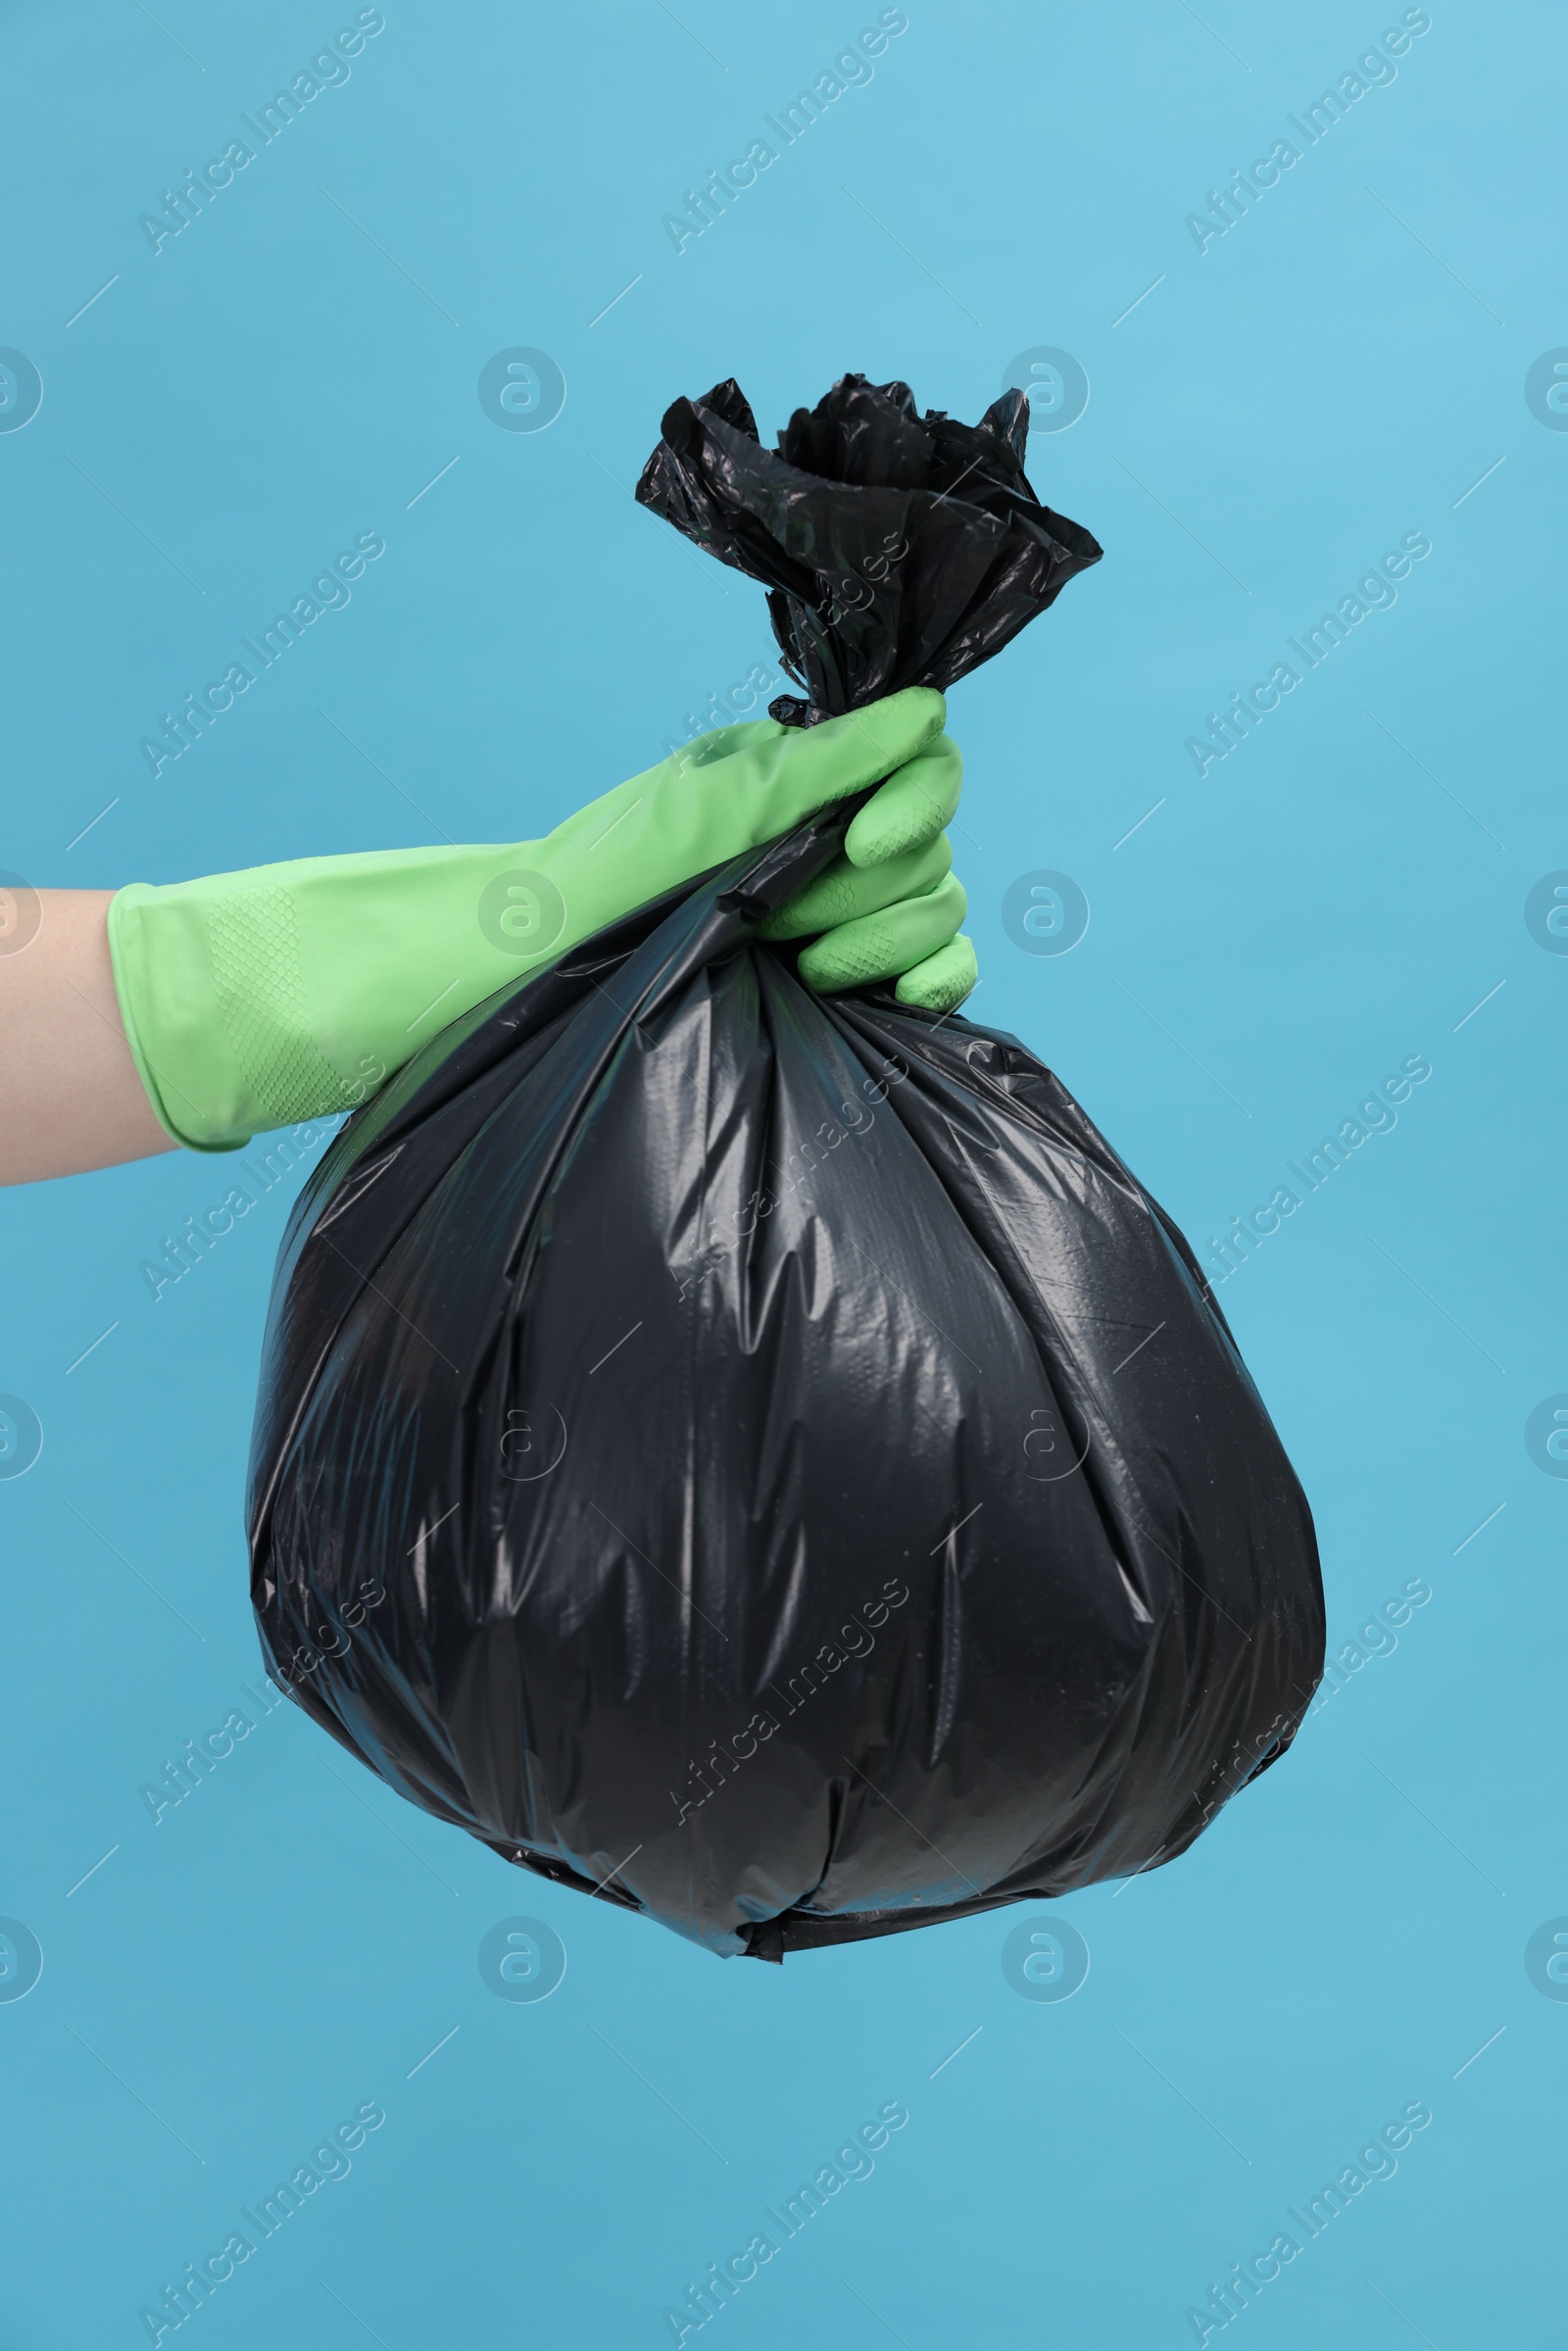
[759,833,952,943]
[844,734,962,868]
[797,870,967,994]
[894,933,978,1013]
[702,687,947,841]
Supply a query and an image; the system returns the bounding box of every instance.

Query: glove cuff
[110,872,393,1151]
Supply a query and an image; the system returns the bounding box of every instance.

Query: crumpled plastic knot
[636,372,1102,720]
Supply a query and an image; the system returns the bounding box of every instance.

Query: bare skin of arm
[0,892,175,1185]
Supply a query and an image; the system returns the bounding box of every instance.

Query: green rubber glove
[108,687,969,1152]
[762,730,976,1012]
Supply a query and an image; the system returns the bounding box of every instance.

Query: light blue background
[1,3,1561,2344]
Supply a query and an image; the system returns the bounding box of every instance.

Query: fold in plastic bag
[249,376,1323,1959]
[635,373,1103,719]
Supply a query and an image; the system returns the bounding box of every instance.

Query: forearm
[0,891,174,1184]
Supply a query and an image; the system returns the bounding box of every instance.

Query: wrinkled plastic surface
[249,819,1322,1958]
[249,376,1322,1959]
[634,375,1103,720]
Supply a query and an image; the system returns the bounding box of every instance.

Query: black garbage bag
[636,373,1103,721]
[247,376,1323,1960]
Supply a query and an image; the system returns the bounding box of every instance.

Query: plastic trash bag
[635,372,1103,721]
[248,376,1323,1960]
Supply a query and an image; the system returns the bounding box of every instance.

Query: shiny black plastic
[249,378,1322,1960]
[634,374,1104,720]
